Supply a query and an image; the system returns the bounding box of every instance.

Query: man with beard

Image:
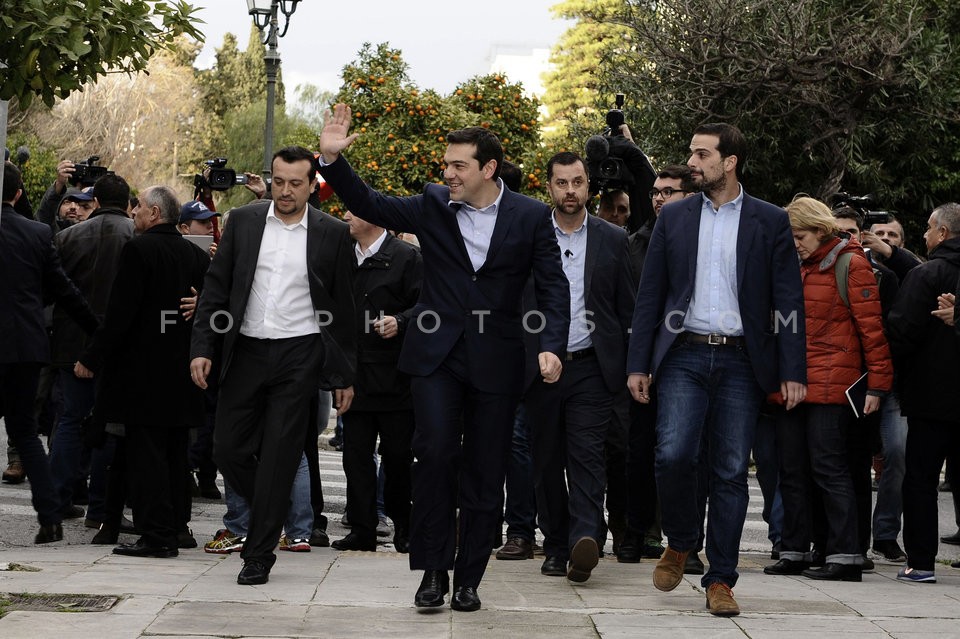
[527,152,635,583]
[627,123,807,616]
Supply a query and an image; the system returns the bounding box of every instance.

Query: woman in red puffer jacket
[764,197,892,584]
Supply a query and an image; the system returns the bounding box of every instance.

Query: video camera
[583,93,657,232]
[69,156,111,187]
[831,192,892,227]
[193,158,249,192]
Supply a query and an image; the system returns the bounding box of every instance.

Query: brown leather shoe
[653,546,689,592]
[705,582,740,616]
[495,536,533,560]
[567,536,599,583]
[2,461,25,484]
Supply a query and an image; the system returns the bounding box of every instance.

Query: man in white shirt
[190,146,356,586]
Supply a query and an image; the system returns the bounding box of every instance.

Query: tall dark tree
[551,0,960,236]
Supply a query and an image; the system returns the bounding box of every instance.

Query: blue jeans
[872,393,907,541]
[503,403,537,541]
[654,341,764,588]
[49,373,96,512]
[223,453,312,539]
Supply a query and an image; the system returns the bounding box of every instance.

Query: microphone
[564,249,573,258]
[584,135,609,163]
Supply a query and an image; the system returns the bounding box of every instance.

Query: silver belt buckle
[707,333,724,346]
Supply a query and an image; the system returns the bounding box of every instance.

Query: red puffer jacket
[799,235,893,405]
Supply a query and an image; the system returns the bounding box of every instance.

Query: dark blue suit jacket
[0,204,97,364]
[320,157,570,394]
[627,192,806,393]
[524,214,636,392]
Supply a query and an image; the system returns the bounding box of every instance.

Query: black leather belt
[680,332,746,347]
[564,347,596,361]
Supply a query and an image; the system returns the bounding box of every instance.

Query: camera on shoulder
[194,158,249,192]
[70,156,112,187]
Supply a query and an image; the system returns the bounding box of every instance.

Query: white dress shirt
[354,229,388,265]
[240,202,319,339]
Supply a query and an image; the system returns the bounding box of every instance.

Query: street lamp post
[246,0,300,183]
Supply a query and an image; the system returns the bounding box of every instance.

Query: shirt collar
[355,230,388,263]
[449,178,505,213]
[552,208,589,236]
[703,184,744,214]
[266,200,309,229]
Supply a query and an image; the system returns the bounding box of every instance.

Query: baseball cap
[64,188,94,202]
[179,200,219,224]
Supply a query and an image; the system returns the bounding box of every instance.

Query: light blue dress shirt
[553,211,591,352]
[453,179,505,272]
[683,186,744,336]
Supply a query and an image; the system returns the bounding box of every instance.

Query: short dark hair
[446,127,503,180]
[2,161,22,203]
[693,122,748,180]
[273,146,317,181]
[657,164,697,193]
[500,159,522,192]
[546,151,586,182]
[93,173,130,210]
[599,189,628,211]
[832,205,864,231]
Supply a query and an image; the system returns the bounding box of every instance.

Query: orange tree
[327,43,551,213]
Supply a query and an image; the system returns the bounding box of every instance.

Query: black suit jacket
[627,191,807,393]
[319,156,570,395]
[0,204,97,364]
[80,224,209,427]
[524,214,636,392]
[190,200,356,389]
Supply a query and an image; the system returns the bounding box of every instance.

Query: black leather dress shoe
[309,528,330,547]
[112,539,178,558]
[414,570,449,608]
[91,524,119,545]
[35,523,63,544]
[616,537,641,563]
[541,555,567,576]
[237,559,270,585]
[802,562,862,582]
[331,532,376,551]
[393,528,410,554]
[764,558,809,575]
[496,536,534,560]
[941,530,960,545]
[684,552,705,575]
[450,585,481,612]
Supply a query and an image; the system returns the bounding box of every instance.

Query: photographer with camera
[584,95,657,234]
[37,158,108,233]
[861,214,923,282]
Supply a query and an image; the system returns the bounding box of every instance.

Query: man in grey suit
[190,146,356,586]
[526,152,636,584]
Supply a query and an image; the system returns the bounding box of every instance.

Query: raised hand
[319,103,360,164]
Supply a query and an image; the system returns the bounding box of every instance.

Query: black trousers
[527,355,612,560]
[213,334,323,568]
[0,362,60,525]
[625,395,660,539]
[407,339,519,589]
[126,424,189,547]
[903,417,960,570]
[342,409,415,540]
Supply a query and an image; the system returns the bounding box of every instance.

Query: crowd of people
[2,110,959,617]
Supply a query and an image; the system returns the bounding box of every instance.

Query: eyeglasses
[649,187,688,200]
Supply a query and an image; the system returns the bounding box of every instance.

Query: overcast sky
[193,1,572,97]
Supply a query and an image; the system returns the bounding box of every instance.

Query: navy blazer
[524,214,636,392]
[627,191,806,393]
[0,204,97,364]
[190,200,357,389]
[320,156,570,395]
